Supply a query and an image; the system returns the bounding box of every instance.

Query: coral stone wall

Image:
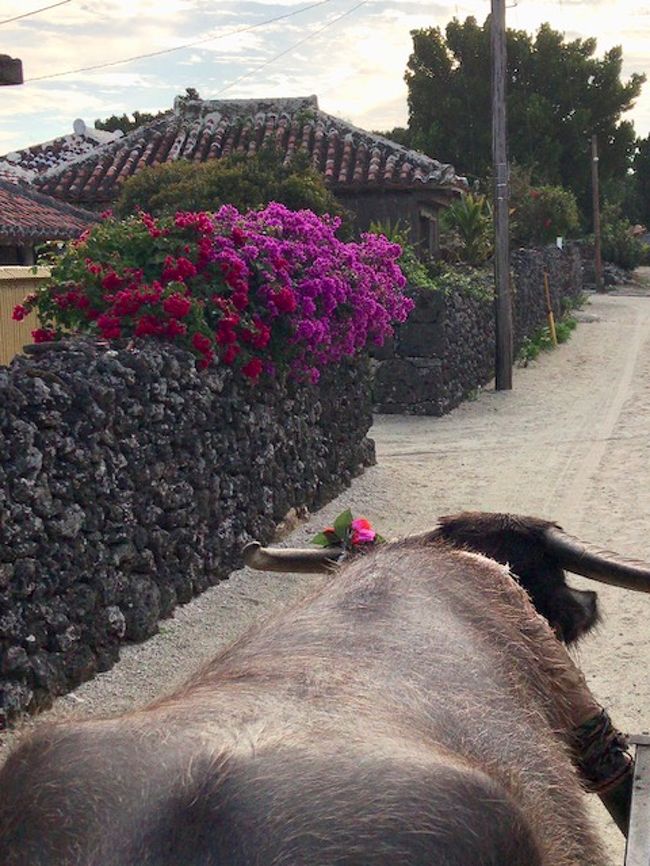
[0,341,375,727]
[373,245,583,415]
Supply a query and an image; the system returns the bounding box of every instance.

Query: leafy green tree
[511,184,580,245]
[95,90,200,135]
[600,202,645,269]
[95,109,167,135]
[116,147,347,225]
[633,135,650,227]
[401,17,644,216]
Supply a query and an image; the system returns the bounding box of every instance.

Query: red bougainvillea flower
[101,271,123,292]
[221,344,240,365]
[97,314,121,340]
[32,328,56,343]
[162,293,192,319]
[12,305,28,321]
[192,332,213,354]
[165,319,187,337]
[242,357,264,381]
[135,315,165,337]
[274,287,297,314]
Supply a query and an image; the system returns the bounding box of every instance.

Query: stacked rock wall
[0,341,375,726]
[373,245,584,415]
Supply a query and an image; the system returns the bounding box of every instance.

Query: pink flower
[350,517,376,545]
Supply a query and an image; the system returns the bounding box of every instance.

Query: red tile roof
[21,96,466,207]
[0,180,98,244]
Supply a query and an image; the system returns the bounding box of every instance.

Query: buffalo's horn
[543,526,650,592]
[243,542,340,574]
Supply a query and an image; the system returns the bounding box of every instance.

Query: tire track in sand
[543,306,650,529]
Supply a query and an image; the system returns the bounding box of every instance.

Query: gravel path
[4,288,650,863]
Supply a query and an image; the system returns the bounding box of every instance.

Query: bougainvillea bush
[13,204,413,382]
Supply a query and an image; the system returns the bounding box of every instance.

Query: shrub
[512,184,579,245]
[440,193,493,265]
[600,203,645,271]
[116,147,347,225]
[368,219,440,292]
[13,205,413,383]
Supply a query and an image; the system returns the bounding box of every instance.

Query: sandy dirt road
[3,289,650,862]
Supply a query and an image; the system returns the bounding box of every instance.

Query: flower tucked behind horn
[310,510,385,552]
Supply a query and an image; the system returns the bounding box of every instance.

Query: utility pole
[491,0,512,390]
[591,134,605,293]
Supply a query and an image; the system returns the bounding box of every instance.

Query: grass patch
[517,315,577,365]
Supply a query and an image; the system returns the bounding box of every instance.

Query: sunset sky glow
[1,0,649,167]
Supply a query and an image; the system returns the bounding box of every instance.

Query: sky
[1,0,650,162]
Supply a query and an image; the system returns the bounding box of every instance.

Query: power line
[25,0,338,82]
[0,0,71,26]
[215,0,368,97]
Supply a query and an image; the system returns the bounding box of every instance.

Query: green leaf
[333,509,353,540]
[310,532,332,547]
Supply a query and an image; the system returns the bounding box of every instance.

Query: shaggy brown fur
[0,537,604,865]
[427,512,600,643]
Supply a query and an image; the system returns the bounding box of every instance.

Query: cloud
[1,0,650,155]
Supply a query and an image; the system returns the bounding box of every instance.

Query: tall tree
[400,16,644,215]
[633,134,650,227]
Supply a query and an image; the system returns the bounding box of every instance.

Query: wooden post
[591,134,604,293]
[491,0,512,390]
[543,272,558,346]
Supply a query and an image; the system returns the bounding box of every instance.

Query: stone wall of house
[373,245,584,415]
[0,340,375,727]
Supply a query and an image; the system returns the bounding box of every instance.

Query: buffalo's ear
[545,587,600,645]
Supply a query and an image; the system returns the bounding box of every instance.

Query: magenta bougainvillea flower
[14,203,414,382]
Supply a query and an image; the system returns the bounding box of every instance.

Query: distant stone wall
[0,341,375,726]
[373,245,583,415]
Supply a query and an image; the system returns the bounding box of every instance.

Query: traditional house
[0,180,97,265]
[0,96,466,256]
[0,119,122,185]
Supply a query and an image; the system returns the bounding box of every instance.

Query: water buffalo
[0,511,648,865]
